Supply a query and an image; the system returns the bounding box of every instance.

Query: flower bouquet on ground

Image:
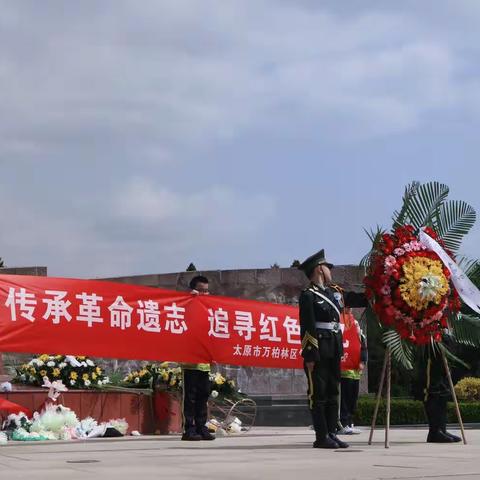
[207,373,255,434]
[13,354,110,389]
[1,406,128,443]
[209,372,243,401]
[122,363,182,392]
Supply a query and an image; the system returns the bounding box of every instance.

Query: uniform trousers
[182,369,210,434]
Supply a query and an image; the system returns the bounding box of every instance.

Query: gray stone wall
[0,266,47,276]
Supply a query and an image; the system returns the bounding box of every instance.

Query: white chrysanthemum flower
[59,363,67,369]
[20,374,26,381]
[103,377,110,384]
[84,380,91,387]
[97,380,103,386]
[134,377,140,384]
[47,361,55,367]
[70,380,76,386]
[210,390,219,398]
[86,360,94,366]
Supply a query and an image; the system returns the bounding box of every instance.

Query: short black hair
[189,275,209,290]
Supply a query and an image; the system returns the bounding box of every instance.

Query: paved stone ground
[1,426,479,480]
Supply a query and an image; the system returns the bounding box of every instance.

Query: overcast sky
[1,0,480,278]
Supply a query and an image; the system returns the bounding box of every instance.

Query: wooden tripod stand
[368,347,467,448]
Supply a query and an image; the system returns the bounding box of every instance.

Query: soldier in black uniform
[417,340,461,443]
[298,249,366,449]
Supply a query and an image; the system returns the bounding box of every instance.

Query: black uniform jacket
[299,283,367,363]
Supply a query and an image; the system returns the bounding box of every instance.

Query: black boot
[424,397,453,443]
[311,405,335,448]
[197,426,215,441]
[313,435,339,449]
[324,402,348,448]
[181,429,202,441]
[427,429,454,443]
[329,432,349,448]
[438,397,461,442]
[443,431,461,442]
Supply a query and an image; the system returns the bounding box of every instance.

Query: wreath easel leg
[440,349,467,445]
[368,347,390,445]
[385,349,391,449]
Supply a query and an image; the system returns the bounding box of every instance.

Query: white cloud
[1,1,480,277]
[0,0,476,163]
[0,180,276,277]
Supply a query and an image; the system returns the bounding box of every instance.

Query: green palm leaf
[435,201,476,253]
[457,257,480,288]
[392,181,420,228]
[402,181,449,229]
[450,313,480,348]
[382,329,415,370]
[359,304,378,333]
[360,225,385,270]
[435,341,470,369]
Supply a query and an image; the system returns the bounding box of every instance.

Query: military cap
[298,249,334,274]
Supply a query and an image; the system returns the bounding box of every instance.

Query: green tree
[186,262,197,272]
[290,259,301,267]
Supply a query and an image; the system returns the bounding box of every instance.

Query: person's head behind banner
[189,275,209,295]
[298,249,334,285]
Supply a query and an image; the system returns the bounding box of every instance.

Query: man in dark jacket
[181,275,215,441]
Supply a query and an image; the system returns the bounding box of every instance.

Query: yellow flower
[96,367,102,375]
[39,370,47,377]
[400,257,449,311]
[70,372,78,380]
[52,368,61,377]
[39,354,50,362]
[29,368,36,375]
[139,369,148,377]
[82,373,89,381]
[77,356,86,360]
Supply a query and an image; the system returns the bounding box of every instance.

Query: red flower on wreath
[365,225,460,345]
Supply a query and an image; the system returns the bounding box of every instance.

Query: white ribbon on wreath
[419,228,480,314]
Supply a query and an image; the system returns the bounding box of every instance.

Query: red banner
[0,274,303,369]
[0,275,362,370]
[340,313,361,371]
